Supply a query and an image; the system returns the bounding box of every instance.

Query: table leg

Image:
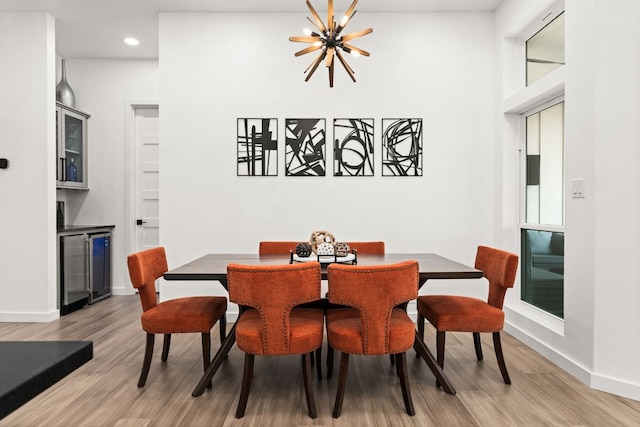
[192,322,237,397]
[413,330,456,395]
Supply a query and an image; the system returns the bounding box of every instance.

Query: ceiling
[0,0,504,59]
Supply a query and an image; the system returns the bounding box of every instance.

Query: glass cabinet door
[56,103,90,189]
[64,114,84,183]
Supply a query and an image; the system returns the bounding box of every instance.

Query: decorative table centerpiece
[290,230,357,265]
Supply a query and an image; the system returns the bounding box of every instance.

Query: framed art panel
[333,118,374,177]
[381,118,423,177]
[285,118,326,176]
[237,118,278,176]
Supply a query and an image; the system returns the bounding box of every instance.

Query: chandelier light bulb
[303,28,312,36]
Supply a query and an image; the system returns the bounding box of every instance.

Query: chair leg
[235,353,255,418]
[396,352,415,416]
[436,331,446,368]
[202,332,211,368]
[473,332,484,361]
[302,353,318,419]
[161,334,171,362]
[332,352,350,418]
[493,332,511,385]
[435,331,446,387]
[219,316,229,360]
[315,346,322,380]
[390,354,396,365]
[219,315,227,344]
[327,345,334,380]
[138,333,155,387]
[202,332,212,389]
[416,313,424,359]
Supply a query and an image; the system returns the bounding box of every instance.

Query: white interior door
[134,106,160,253]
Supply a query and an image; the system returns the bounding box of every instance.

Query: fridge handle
[86,237,92,294]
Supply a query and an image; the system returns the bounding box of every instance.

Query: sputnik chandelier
[289,0,373,88]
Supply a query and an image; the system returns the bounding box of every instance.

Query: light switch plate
[571,178,585,198]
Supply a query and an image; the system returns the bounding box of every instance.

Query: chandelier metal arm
[342,42,370,57]
[328,0,334,32]
[305,50,328,81]
[340,28,373,43]
[336,9,357,33]
[295,44,324,57]
[289,36,322,43]
[335,49,356,82]
[325,47,335,68]
[328,59,334,87]
[306,0,328,34]
[307,16,324,34]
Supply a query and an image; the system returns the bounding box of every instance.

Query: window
[522,101,564,318]
[525,101,564,226]
[526,12,565,86]
[521,229,564,318]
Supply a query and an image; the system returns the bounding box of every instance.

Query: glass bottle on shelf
[67,157,78,182]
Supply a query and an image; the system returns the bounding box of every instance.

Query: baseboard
[504,320,640,402]
[591,373,640,401]
[111,286,132,296]
[0,309,59,323]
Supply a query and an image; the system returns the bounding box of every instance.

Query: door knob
[136,219,147,225]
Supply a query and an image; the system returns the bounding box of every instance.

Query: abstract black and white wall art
[237,118,278,176]
[333,118,374,176]
[285,119,326,176]
[381,118,423,176]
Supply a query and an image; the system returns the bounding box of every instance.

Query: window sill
[503,67,565,115]
[504,299,565,336]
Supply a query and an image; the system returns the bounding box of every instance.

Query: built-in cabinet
[56,102,90,189]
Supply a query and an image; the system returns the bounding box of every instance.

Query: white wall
[57,59,159,295]
[496,0,640,400]
[158,12,496,306]
[0,13,57,321]
[589,0,640,397]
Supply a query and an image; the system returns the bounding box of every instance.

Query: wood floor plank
[1,296,639,426]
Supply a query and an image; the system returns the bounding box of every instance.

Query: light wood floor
[1,296,639,427]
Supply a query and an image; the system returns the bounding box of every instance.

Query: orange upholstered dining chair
[326,240,387,374]
[346,241,385,255]
[416,245,518,385]
[258,240,323,379]
[227,262,324,419]
[127,247,227,388]
[325,260,419,418]
[258,241,298,256]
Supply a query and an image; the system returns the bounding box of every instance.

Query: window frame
[501,0,566,330]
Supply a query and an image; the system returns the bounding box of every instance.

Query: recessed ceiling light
[124,37,140,46]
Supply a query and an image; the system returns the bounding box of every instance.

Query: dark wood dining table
[163,253,483,397]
